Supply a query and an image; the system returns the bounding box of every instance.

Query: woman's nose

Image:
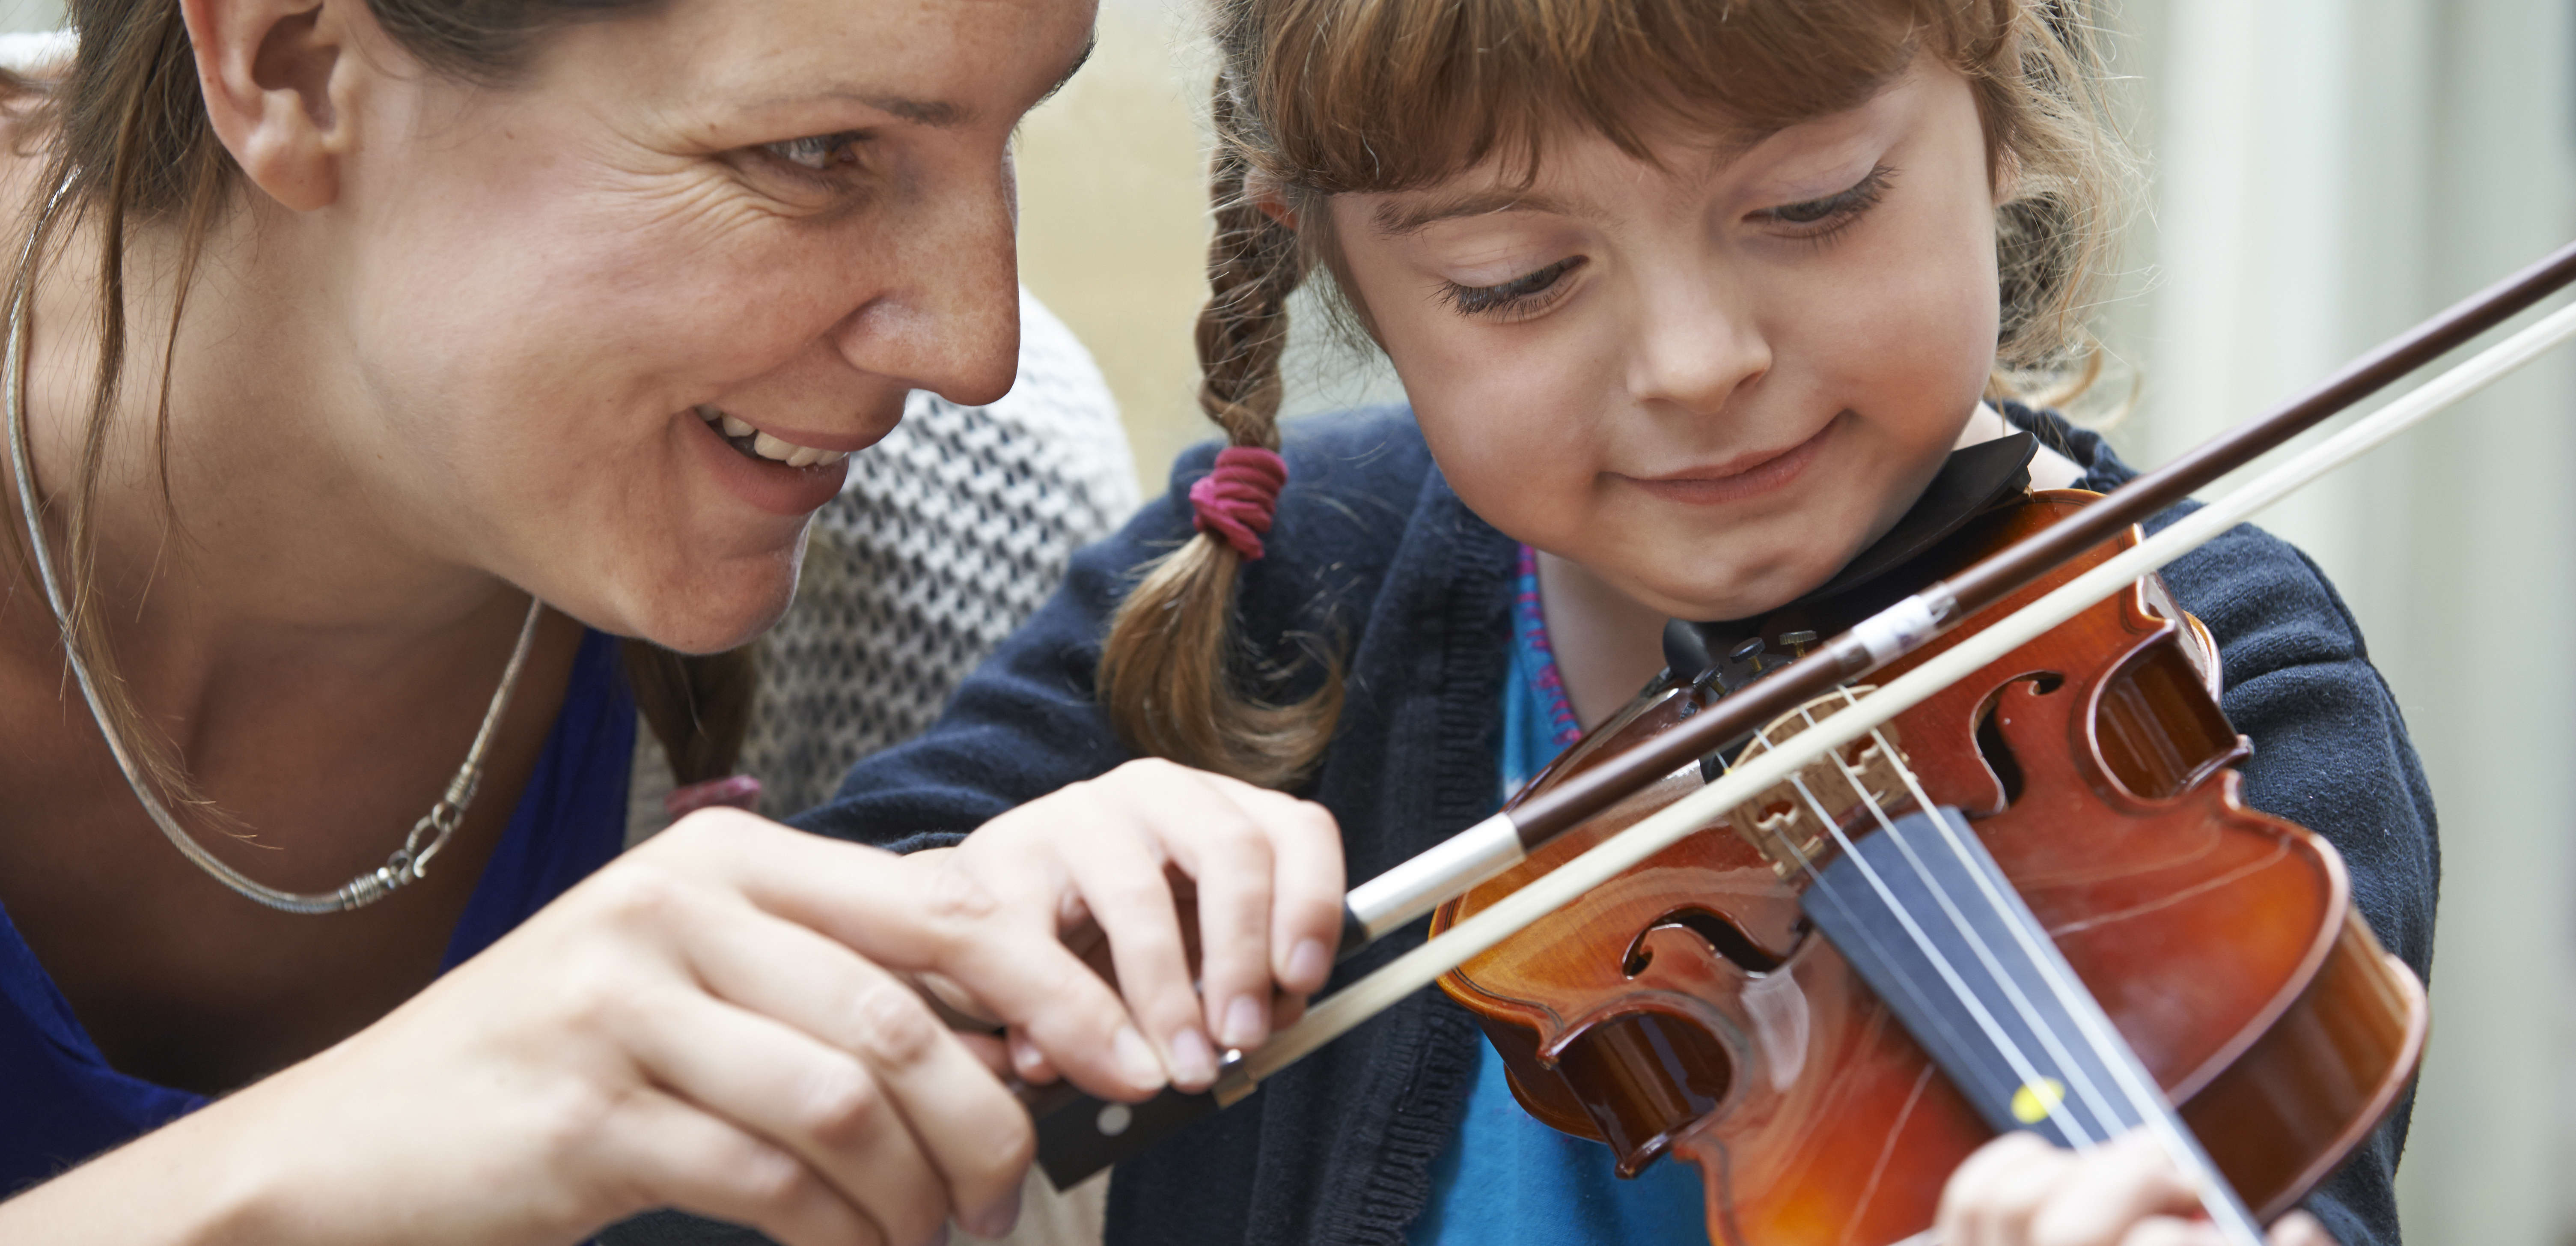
[1627,276,1771,417]
[828,161,1023,406]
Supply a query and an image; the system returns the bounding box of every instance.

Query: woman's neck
[1535,404,2089,729]
[7,191,525,694]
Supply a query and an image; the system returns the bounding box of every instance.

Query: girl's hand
[1,810,1179,1246]
[920,757,1347,1092]
[1937,1132,2336,1246]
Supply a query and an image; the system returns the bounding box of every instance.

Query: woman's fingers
[678,897,1034,1235]
[590,1084,885,1246]
[613,985,948,1246]
[654,813,1168,1101]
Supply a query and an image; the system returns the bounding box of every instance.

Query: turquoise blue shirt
[1407,546,1708,1245]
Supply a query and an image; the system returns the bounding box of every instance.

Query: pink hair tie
[1188,446,1289,561]
[665,774,762,819]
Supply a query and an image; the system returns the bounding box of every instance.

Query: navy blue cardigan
[795,405,2437,1246]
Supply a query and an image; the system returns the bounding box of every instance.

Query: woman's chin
[574,557,801,654]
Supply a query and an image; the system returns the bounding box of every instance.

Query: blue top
[1407,545,1709,1245]
[797,403,2436,1246]
[0,627,637,1195]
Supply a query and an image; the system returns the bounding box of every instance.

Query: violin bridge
[1725,689,1912,877]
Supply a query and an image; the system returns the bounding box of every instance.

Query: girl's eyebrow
[1372,189,1577,235]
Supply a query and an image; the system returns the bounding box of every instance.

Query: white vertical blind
[2113,1,2576,1242]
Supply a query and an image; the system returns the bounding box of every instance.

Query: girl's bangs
[1247,0,2011,193]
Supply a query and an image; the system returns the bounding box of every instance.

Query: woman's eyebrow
[1372,189,1577,235]
[735,36,1091,130]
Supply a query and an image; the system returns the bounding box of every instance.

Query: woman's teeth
[696,405,850,469]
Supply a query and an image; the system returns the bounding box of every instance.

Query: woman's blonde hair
[3,0,759,831]
[1099,0,2136,788]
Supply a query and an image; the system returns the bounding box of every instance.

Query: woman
[0,2,1349,1243]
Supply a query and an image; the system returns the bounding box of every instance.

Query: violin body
[1431,492,2428,1246]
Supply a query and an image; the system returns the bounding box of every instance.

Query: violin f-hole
[1974,673,2064,809]
[1622,906,1786,978]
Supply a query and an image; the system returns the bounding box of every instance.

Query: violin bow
[1029,239,2576,1198]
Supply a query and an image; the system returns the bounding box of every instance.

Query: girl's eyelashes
[1756,164,1897,243]
[1441,256,1587,319]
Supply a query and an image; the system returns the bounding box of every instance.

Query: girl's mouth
[696,404,854,470]
[1619,416,1838,506]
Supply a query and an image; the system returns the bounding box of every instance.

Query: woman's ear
[180,0,366,212]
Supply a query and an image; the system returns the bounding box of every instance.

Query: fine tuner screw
[1780,630,1819,658]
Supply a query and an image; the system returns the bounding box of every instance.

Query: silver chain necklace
[4,221,543,915]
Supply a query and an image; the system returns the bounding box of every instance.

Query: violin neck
[1802,807,2265,1243]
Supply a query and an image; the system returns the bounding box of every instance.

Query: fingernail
[965,1186,1023,1237]
[1221,994,1267,1049]
[1168,1027,1218,1088]
[1009,1033,1044,1077]
[1112,1025,1166,1091]
[1288,938,1332,987]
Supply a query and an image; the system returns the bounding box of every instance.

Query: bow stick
[1029,239,2576,1192]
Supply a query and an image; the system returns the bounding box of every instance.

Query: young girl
[800,0,2437,1243]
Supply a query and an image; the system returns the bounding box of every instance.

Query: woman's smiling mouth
[687,404,864,517]
[1615,414,1839,507]
[696,404,855,469]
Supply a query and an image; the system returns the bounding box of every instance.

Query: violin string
[1791,702,2128,1142]
[1770,759,2107,1148]
[1701,724,2103,1147]
[1829,686,2260,1239]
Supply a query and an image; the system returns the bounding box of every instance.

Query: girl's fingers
[1101,770,1284,1054]
[1050,793,1222,1089]
[2026,1133,2202,1246]
[677,898,1034,1233]
[2265,1211,2333,1246]
[590,1084,884,1246]
[613,987,946,1246]
[1939,1131,2068,1246]
[653,813,1167,1100]
[1241,788,1347,997]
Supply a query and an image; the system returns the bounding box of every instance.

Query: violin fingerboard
[1800,807,2149,1148]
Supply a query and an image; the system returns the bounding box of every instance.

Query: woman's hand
[916,757,1348,1091]
[1937,1132,2335,1246]
[0,810,1191,1246]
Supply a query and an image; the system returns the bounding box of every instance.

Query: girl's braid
[1092,76,1340,789]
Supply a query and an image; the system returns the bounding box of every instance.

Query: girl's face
[1327,58,2003,621]
[313,0,1094,651]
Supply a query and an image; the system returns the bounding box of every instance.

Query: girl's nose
[1627,276,1771,417]
[827,160,1023,406]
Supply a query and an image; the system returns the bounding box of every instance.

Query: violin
[1430,479,2424,1244]
[1024,238,2576,1243]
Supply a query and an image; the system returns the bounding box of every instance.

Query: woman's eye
[761,132,866,174]
[1443,256,1586,317]
[1759,164,1896,235]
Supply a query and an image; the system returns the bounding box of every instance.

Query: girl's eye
[1759,164,1897,236]
[1443,256,1587,318]
[761,131,867,174]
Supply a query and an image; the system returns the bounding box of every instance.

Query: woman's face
[322,0,1095,650]
[1326,58,2003,621]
